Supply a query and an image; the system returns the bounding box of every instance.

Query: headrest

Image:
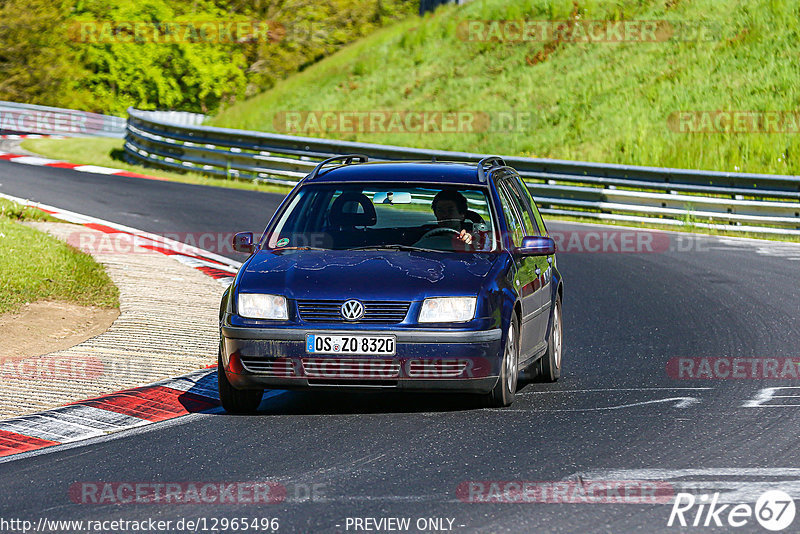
[465,209,485,224]
[328,192,377,227]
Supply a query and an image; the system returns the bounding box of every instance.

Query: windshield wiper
[346,244,443,253]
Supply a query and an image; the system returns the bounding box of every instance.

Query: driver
[428,189,475,246]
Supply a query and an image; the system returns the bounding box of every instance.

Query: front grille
[307,379,398,387]
[407,359,469,378]
[297,299,410,323]
[302,358,401,379]
[240,357,297,376]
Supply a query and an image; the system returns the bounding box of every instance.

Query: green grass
[0,199,119,315]
[208,0,800,176]
[20,138,293,195]
[0,199,59,223]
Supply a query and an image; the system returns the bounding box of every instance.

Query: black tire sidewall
[487,313,519,407]
[541,298,562,381]
[217,349,263,414]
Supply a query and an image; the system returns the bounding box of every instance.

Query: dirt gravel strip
[0,195,251,458]
[1,220,227,418]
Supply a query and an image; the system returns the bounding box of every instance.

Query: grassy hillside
[209,0,800,175]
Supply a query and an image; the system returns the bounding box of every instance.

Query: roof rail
[477,156,506,182]
[306,154,368,181]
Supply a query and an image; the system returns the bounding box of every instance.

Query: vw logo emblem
[340,299,364,321]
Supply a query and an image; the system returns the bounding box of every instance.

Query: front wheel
[484,314,519,407]
[536,297,562,382]
[218,351,263,414]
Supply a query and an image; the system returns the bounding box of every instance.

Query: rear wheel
[218,351,263,414]
[536,297,562,382]
[485,314,519,407]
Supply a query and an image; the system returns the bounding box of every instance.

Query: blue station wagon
[218,155,563,412]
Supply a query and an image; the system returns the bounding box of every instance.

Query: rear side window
[505,174,542,236]
[510,173,548,236]
[497,184,525,247]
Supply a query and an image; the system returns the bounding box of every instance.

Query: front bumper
[220,325,503,394]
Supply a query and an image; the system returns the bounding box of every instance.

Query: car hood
[238,249,501,301]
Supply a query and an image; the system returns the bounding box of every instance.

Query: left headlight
[418,297,476,323]
[238,293,288,320]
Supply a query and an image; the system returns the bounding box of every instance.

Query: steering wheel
[418,227,462,241]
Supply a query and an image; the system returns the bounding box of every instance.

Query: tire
[536,296,562,382]
[218,351,264,414]
[485,313,520,407]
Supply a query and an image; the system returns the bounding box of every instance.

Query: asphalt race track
[2,159,800,533]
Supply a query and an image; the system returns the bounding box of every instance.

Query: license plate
[305,334,396,355]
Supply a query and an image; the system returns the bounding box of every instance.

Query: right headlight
[237,293,288,320]
[418,297,476,323]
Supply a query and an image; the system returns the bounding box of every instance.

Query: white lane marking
[7,156,60,166]
[0,390,287,465]
[715,237,800,261]
[523,388,713,394]
[72,165,121,174]
[0,414,107,443]
[743,386,800,407]
[499,397,700,412]
[0,409,223,465]
[40,405,149,432]
[569,468,800,504]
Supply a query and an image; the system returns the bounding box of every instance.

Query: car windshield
[265,183,497,252]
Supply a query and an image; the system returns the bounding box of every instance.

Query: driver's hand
[457,229,473,245]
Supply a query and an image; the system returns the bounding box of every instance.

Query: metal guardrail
[0,101,126,137]
[125,107,800,235]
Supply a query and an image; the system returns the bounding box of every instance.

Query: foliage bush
[0,0,415,115]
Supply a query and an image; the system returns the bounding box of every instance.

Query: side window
[506,174,541,236]
[497,184,525,247]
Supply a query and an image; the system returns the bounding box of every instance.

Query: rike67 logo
[668,490,796,531]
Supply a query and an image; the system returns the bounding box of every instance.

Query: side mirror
[232,232,255,254]
[516,236,556,256]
